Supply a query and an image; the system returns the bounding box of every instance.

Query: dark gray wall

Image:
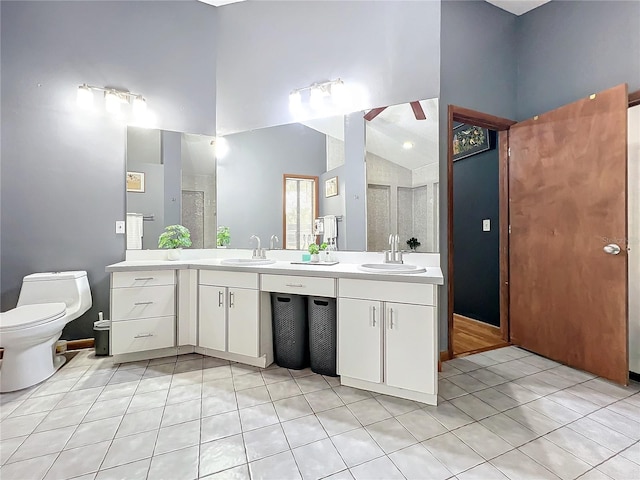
[453,135,500,327]
[1,1,216,339]
[439,0,518,348]
[516,0,640,120]
[217,123,326,249]
[216,1,441,134]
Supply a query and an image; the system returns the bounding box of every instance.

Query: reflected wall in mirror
[126,127,216,250]
[217,116,349,250]
[365,98,439,253]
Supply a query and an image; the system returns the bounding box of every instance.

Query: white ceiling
[365,99,439,171]
[485,0,551,16]
[198,0,245,7]
[200,0,551,15]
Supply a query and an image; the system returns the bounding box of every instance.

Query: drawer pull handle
[218,291,224,307]
[134,333,154,338]
[229,292,235,308]
[134,277,154,281]
[134,301,154,306]
[285,283,305,288]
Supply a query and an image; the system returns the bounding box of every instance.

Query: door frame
[446,90,640,361]
[282,174,319,249]
[447,106,516,360]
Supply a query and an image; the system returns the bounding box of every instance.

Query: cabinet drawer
[112,270,175,288]
[261,274,336,297]
[199,270,258,289]
[339,279,435,305]
[111,316,175,355]
[111,285,175,321]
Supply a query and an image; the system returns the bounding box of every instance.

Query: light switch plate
[483,219,491,232]
[115,221,125,234]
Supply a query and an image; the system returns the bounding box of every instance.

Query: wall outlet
[483,219,491,232]
[115,221,125,234]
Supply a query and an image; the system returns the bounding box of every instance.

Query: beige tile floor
[0,346,638,480]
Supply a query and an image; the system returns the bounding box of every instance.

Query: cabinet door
[385,303,436,394]
[228,288,259,357]
[338,298,382,383]
[198,285,226,351]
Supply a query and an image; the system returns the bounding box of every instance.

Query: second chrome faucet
[385,234,403,264]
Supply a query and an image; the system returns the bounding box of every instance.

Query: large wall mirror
[216,116,347,251]
[124,97,439,254]
[365,98,439,253]
[126,127,216,250]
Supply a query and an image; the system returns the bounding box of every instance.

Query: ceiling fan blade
[410,101,426,120]
[363,107,387,121]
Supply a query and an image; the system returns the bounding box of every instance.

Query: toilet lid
[0,303,66,331]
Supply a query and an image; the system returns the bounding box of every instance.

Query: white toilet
[0,271,92,392]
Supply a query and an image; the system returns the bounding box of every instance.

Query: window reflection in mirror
[125,127,216,250]
[365,98,439,253]
[284,175,318,250]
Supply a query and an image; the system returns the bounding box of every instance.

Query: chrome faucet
[250,235,266,259]
[270,234,279,250]
[384,234,403,264]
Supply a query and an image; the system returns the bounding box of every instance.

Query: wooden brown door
[509,84,629,385]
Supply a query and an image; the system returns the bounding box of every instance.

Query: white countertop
[105,258,444,285]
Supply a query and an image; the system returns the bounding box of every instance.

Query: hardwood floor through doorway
[453,314,508,357]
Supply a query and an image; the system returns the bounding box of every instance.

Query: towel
[126,213,143,249]
[323,215,337,244]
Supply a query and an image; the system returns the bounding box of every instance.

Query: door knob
[603,244,621,255]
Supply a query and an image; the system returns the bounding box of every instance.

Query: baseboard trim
[0,338,93,360]
[440,351,451,362]
[67,339,94,350]
[630,371,640,383]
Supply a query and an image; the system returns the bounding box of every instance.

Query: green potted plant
[158,225,192,260]
[308,243,320,262]
[407,237,421,251]
[217,226,230,247]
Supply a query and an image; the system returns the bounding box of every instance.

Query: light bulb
[133,95,147,117]
[214,137,229,159]
[330,80,347,105]
[310,85,328,109]
[77,84,93,109]
[105,90,121,115]
[289,90,301,110]
[402,141,414,150]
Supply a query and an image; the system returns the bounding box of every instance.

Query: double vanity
[107,250,443,405]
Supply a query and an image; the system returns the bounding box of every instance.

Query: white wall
[629,105,640,374]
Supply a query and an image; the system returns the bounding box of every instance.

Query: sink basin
[220,258,276,266]
[358,263,426,274]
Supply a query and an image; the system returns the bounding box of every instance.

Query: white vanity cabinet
[338,279,438,404]
[198,270,260,358]
[110,270,177,355]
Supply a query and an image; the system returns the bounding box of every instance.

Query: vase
[167,248,182,261]
[310,253,320,263]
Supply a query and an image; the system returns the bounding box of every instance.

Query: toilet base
[0,334,65,392]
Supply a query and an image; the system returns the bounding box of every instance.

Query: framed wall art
[325,176,338,197]
[126,171,145,193]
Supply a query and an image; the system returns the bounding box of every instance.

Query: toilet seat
[0,303,66,332]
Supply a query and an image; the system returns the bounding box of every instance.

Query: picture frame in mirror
[325,176,338,197]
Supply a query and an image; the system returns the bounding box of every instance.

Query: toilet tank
[17,271,92,321]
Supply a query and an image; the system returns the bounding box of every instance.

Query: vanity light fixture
[77,84,148,119]
[289,78,347,111]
